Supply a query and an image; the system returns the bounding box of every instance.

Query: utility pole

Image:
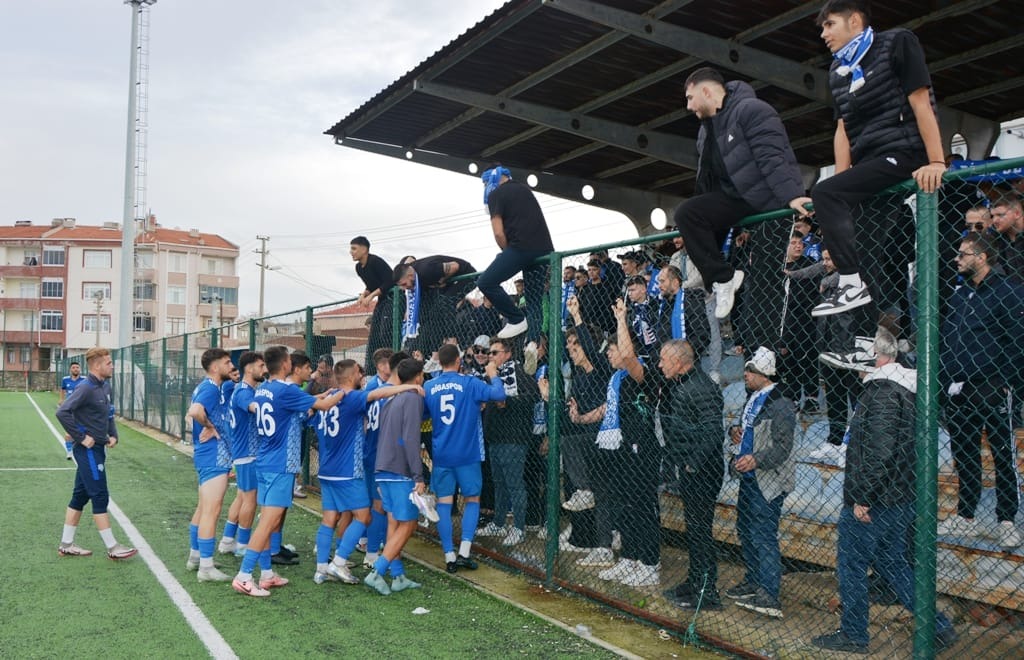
[93,291,105,347]
[255,235,269,319]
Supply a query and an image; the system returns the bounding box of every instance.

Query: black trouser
[675,192,757,287]
[812,153,924,277]
[822,363,861,445]
[590,448,621,549]
[365,292,392,375]
[618,449,662,567]
[947,381,1020,522]
[525,435,547,527]
[675,454,724,592]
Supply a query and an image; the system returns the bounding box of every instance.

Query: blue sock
[259,548,272,571]
[368,508,387,553]
[373,555,390,575]
[461,501,481,542]
[337,520,367,559]
[270,531,282,555]
[65,441,73,452]
[189,523,199,552]
[198,537,215,560]
[223,521,238,540]
[437,502,454,553]
[241,548,259,574]
[237,527,251,546]
[389,558,405,577]
[316,524,334,564]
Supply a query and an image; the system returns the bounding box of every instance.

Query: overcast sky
[0,0,637,318]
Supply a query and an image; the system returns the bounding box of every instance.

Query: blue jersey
[254,379,316,474]
[423,371,505,468]
[365,375,384,392]
[191,378,232,469]
[61,375,84,397]
[364,395,391,475]
[314,389,369,480]
[229,382,259,464]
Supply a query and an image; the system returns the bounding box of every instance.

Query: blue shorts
[432,464,482,498]
[377,480,419,522]
[197,466,230,486]
[234,462,258,492]
[320,478,371,513]
[257,472,294,509]
[364,474,382,503]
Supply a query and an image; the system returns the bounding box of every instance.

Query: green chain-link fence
[59,158,1024,658]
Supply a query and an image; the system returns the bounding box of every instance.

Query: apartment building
[0,217,239,371]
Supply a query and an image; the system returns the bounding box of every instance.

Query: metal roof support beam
[413,0,696,149]
[412,79,700,168]
[334,137,682,234]
[542,0,830,104]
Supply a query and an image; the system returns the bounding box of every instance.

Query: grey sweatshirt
[374,390,425,482]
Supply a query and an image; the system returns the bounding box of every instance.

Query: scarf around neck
[834,26,874,93]
[402,270,421,341]
[596,369,629,450]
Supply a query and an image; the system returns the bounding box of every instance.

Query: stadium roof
[326,0,1024,229]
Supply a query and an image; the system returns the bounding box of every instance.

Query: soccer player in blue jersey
[186,348,235,582]
[313,359,423,585]
[423,343,505,573]
[59,361,84,459]
[217,352,267,557]
[366,358,428,595]
[231,346,345,597]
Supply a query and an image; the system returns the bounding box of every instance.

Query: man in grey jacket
[675,67,809,320]
[725,347,795,619]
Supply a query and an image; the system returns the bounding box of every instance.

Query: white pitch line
[0,467,75,471]
[26,393,238,660]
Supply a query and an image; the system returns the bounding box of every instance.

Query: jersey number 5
[440,393,456,425]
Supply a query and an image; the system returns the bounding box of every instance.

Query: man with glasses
[938,232,1024,549]
[990,195,1024,283]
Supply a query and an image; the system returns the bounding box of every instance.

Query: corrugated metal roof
[326,0,1024,204]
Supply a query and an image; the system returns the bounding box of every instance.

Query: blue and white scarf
[834,26,874,93]
[646,266,660,298]
[482,166,511,205]
[631,300,658,349]
[596,369,629,450]
[561,280,576,328]
[660,291,687,340]
[402,270,421,341]
[532,364,548,435]
[736,384,774,478]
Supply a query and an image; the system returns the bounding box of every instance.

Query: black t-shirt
[486,181,555,252]
[832,29,931,120]
[356,254,393,297]
[412,255,476,288]
[617,365,662,451]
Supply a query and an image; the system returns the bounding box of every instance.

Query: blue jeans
[736,477,784,599]
[476,247,549,340]
[490,443,527,530]
[837,503,953,645]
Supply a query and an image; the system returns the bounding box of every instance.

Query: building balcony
[0,329,65,344]
[0,265,43,278]
[0,298,63,311]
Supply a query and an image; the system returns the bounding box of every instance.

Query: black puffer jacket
[695,81,805,211]
[659,367,724,470]
[843,363,916,508]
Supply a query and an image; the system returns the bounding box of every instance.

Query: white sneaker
[185,554,200,571]
[620,562,660,587]
[476,521,508,537]
[497,319,528,339]
[611,530,622,552]
[995,521,1022,549]
[502,527,525,546]
[807,442,846,467]
[409,490,439,523]
[562,489,595,511]
[197,566,231,582]
[936,515,979,538]
[524,341,539,374]
[576,547,615,567]
[712,270,745,319]
[598,558,636,581]
[326,562,361,584]
[217,538,236,555]
[812,280,872,317]
[536,525,548,540]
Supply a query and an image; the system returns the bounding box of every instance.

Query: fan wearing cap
[463,335,493,380]
[308,354,335,396]
[724,347,795,619]
[479,165,554,342]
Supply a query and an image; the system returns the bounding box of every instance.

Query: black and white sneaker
[812,282,871,317]
[819,349,875,372]
[735,588,783,618]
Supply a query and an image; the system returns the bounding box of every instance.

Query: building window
[20,347,31,363]
[166,317,186,335]
[42,247,65,265]
[135,251,154,269]
[83,250,112,268]
[169,252,186,273]
[83,282,111,300]
[199,286,237,305]
[6,348,14,365]
[41,310,63,331]
[23,250,39,266]
[41,279,64,299]
[133,313,154,333]
[167,286,186,305]
[134,280,156,300]
[83,315,112,333]
[205,258,218,275]
[20,282,38,298]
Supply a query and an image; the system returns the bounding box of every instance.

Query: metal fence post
[181,332,189,442]
[304,306,314,486]
[249,318,256,351]
[161,337,167,433]
[544,252,563,584]
[913,189,939,659]
[391,285,402,350]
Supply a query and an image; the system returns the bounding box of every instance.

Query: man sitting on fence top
[792,0,946,318]
[674,66,808,321]
[938,232,1024,549]
[393,255,476,355]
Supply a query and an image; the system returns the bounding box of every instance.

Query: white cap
[744,346,777,377]
[472,335,491,349]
